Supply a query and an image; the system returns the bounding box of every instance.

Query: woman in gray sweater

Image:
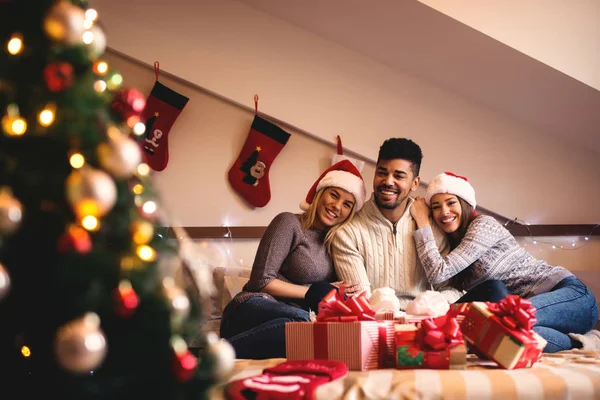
[410,172,598,353]
[220,160,367,359]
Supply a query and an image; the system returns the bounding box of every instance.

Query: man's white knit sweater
[332,195,463,310]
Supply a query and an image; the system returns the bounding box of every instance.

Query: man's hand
[410,196,431,229]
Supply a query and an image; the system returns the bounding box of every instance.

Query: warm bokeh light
[133,122,146,135]
[85,8,98,22]
[142,201,157,214]
[94,61,108,75]
[7,35,23,55]
[82,30,94,45]
[132,184,144,195]
[137,163,150,176]
[69,153,85,169]
[11,118,27,135]
[81,215,99,231]
[136,245,156,262]
[21,346,31,357]
[38,108,55,127]
[94,80,107,92]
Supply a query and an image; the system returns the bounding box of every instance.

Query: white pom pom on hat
[425,172,476,209]
[300,159,367,212]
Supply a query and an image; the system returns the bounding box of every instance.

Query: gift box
[374,310,405,321]
[286,320,396,371]
[394,315,466,370]
[459,296,547,369]
[286,287,395,370]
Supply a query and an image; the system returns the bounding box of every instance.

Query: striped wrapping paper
[285,321,395,371]
[212,350,600,400]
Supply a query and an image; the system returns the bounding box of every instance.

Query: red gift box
[460,296,547,369]
[394,315,466,370]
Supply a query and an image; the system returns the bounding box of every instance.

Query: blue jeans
[456,280,509,303]
[530,276,598,353]
[220,296,311,359]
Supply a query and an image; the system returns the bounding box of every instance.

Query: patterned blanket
[210,350,600,399]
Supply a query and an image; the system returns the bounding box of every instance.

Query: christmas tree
[0,1,233,398]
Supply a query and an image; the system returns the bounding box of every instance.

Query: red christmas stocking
[139,62,189,172]
[225,360,348,400]
[228,115,290,207]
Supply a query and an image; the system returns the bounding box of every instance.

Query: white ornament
[66,167,117,218]
[0,263,11,301]
[205,332,236,381]
[98,128,142,179]
[0,188,23,235]
[54,313,107,374]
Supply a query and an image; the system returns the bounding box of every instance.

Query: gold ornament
[54,312,107,374]
[66,167,117,218]
[162,277,190,328]
[43,1,86,45]
[130,220,154,245]
[0,262,11,301]
[205,332,236,381]
[0,188,23,235]
[97,127,141,179]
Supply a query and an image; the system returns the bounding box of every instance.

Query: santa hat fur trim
[300,160,367,212]
[425,172,476,209]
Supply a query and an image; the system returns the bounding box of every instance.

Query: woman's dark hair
[448,197,477,289]
[448,197,476,249]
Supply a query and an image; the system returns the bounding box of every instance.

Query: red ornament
[44,62,74,92]
[57,224,92,254]
[113,280,139,318]
[172,349,198,382]
[111,88,146,123]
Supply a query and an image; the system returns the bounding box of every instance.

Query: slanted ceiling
[91,0,600,225]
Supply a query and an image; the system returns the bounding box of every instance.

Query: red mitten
[228,115,290,207]
[139,62,189,172]
[225,360,347,400]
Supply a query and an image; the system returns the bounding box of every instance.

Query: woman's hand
[410,197,431,229]
[332,281,362,297]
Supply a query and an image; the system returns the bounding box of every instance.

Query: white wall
[419,0,600,91]
[93,0,600,225]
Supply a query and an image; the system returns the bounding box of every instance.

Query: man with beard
[331,138,463,309]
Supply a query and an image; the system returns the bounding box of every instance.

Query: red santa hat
[300,160,367,212]
[425,172,477,209]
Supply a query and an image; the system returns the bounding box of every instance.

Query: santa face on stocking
[229,117,291,207]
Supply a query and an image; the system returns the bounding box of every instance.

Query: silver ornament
[55,312,107,374]
[205,332,236,381]
[87,24,106,60]
[0,263,11,301]
[162,277,190,328]
[44,1,86,45]
[66,167,117,218]
[97,127,141,179]
[0,188,23,235]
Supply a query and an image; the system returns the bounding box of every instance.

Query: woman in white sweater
[410,172,598,353]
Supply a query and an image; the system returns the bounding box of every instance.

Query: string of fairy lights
[504,218,599,251]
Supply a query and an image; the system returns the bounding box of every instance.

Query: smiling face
[430,193,462,235]
[373,159,420,218]
[312,187,356,230]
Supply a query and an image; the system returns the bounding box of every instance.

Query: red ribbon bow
[316,287,376,322]
[487,295,537,332]
[417,315,464,351]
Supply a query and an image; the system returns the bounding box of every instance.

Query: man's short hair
[377,138,423,177]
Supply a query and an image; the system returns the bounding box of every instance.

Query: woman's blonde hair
[300,187,358,254]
